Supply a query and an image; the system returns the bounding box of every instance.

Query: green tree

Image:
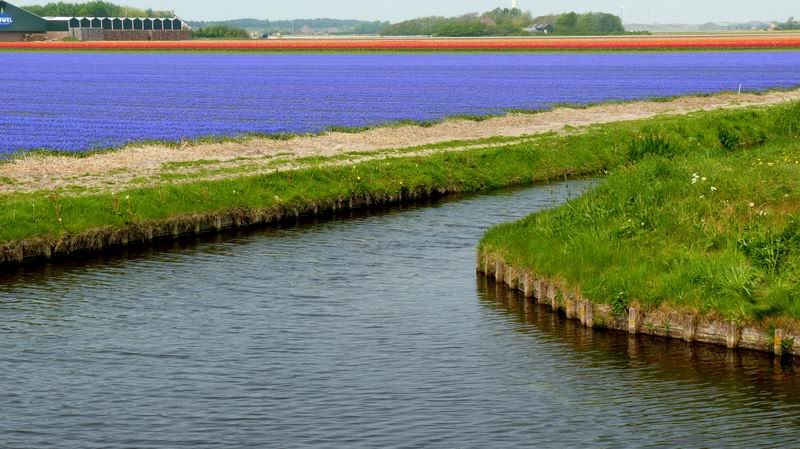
[781,16,799,30]
[193,25,250,39]
[597,13,624,33]
[555,12,579,32]
[553,11,624,35]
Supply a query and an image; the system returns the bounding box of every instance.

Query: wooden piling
[565,293,577,319]
[774,328,786,355]
[583,300,594,327]
[684,315,697,342]
[495,261,505,285]
[725,321,741,349]
[628,307,641,334]
[522,274,535,298]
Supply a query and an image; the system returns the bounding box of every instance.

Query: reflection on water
[480,277,800,396]
[2,180,800,448]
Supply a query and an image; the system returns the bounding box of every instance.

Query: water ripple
[2,181,800,448]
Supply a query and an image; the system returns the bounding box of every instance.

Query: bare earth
[3,89,800,195]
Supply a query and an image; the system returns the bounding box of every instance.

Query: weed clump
[737,222,799,275]
[717,125,767,151]
[774,101,800,138]
[627,133,682,162]
[717,126,743,151]
[610,291,630,316]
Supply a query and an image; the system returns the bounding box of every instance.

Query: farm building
[47,16,191,41]
[525,23,555,34]
[0,1,190,41]
[0,1,47,41]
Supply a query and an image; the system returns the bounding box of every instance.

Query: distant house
[525,23,554,34]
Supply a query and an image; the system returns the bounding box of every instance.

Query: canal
[1,180,799,448]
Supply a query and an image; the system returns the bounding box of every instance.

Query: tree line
[20,2,627,37]
[22,1,172,18]
[382,8,534,37]
[779,17,800,30]
[188,18,390,35]
[381,9,626,37]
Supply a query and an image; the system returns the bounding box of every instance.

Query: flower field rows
[3,51,800,154]
[2,36,800,51]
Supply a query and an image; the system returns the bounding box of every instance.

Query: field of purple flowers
[4,51,800,154]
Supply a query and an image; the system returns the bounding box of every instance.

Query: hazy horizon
[19,0,800,24]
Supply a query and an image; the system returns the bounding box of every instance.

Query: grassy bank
[480,101,800,330]
[2,101,799,265]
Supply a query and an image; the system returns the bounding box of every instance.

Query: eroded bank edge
[477,251,799,359]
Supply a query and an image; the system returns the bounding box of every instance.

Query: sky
[23,0,800,23]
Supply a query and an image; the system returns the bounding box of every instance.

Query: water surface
[1,181,799,448]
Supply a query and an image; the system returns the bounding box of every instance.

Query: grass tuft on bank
[481,101,800,325]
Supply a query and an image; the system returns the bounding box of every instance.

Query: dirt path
[3,89,799,195]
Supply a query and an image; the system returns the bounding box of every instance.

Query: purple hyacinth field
[4,51,800,154]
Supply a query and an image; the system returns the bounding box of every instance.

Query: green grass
[480,101,800,325]
[161,159,222,170]
[0,132,617,243]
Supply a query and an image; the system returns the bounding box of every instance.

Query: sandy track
[2,89,799,195]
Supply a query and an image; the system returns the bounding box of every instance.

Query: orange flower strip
[2,36,800,51]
